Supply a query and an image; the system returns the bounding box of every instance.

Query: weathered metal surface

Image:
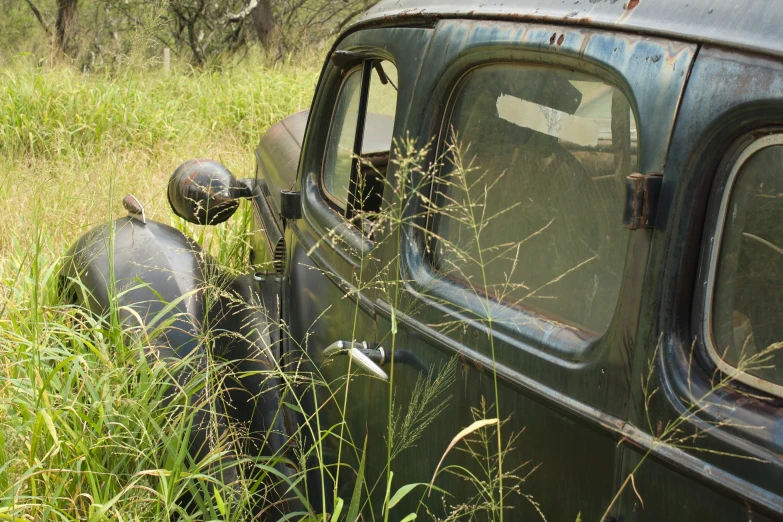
[356,0,783,60]
[191,2,783,517]
[284,26,434,517]
[167,159,250,225]
[250,178,285,272]
[61,218,207,343]
[618,45,783,520]
[253,110,307,267]
[624,173,646,230]
[400,18,694,368]
[374,299,783,517]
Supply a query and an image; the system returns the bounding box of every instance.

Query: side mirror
[168,159,252,225]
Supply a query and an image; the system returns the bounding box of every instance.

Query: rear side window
[708,136,783,394]
[434,64,638,335]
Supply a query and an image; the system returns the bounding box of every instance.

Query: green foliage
[0,0,373,67]
[388,359,457,461]
[0,62,318,158]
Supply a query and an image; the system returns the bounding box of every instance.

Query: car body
[65,0,783,520]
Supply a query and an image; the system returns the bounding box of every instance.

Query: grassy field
[0,60,319,255]
[0,59,320,519]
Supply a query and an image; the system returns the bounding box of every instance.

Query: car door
[614,46,783,520]
[362,20,697,521]
[282,25,434,512]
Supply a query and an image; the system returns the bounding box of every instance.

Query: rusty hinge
[623,172,663,230]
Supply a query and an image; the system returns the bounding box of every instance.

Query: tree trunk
[55,0,79,55]
[186,22,206,67]
[250,0,282,58]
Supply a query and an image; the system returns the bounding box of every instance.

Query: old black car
[63,0,783,520]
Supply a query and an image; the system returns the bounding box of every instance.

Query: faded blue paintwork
[358,0,783,60]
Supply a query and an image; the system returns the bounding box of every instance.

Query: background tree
[4,0,377,67]
[55,0,78,54]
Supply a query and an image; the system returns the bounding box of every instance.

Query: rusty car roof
[356,0,783,59]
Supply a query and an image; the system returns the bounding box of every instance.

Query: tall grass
[0,59,319,519]
[0,60,318,255]
[0,62,317,158]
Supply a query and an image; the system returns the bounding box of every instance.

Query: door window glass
[324,69,362,208]
[711,140,783,390]
[322,61,398,214]
[435,64,638,335]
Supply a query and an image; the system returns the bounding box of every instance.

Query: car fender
[60,217,291,507]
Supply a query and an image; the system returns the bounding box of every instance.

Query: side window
[709,137,783,394]
[435,64,638,335]
[322,60,398,218]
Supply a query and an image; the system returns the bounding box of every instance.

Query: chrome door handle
[323,340,389,381]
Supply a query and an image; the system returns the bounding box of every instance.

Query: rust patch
[624,0,640,9]
[557,34,565,46]
[549,32,557,45]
